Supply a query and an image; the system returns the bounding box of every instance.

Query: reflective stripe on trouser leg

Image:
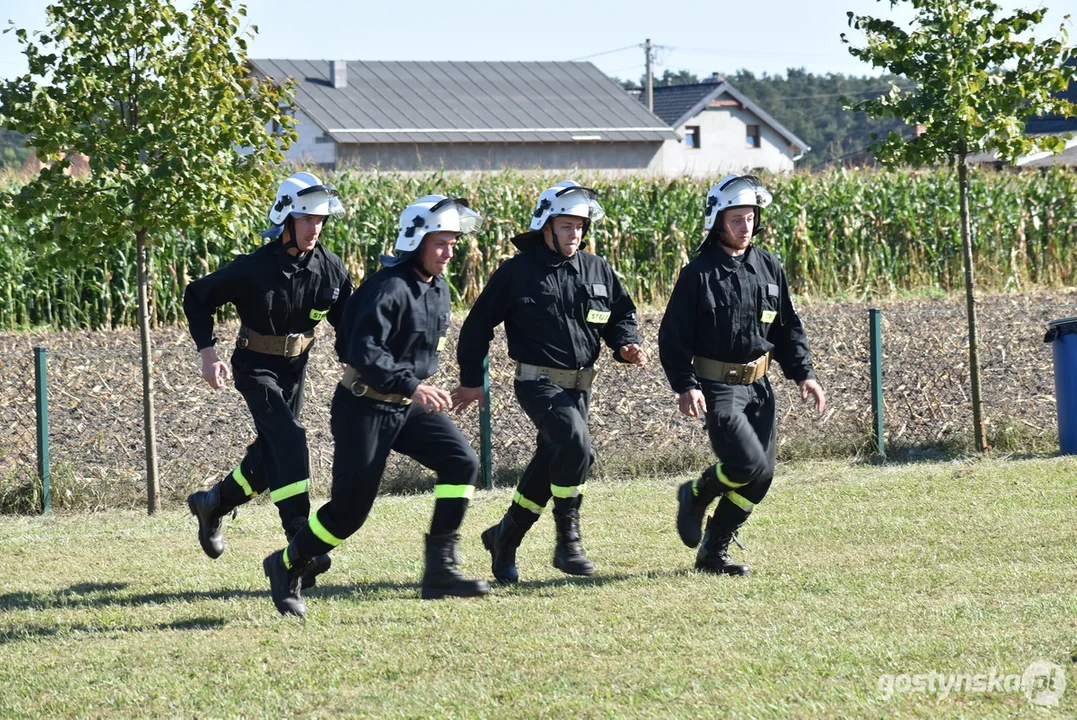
[434,484,476,500]
[270,479,310,503]
[513,490,545,515]
[308,509,345,548]
[726,491,756,512]
[712,464,747,490]
[550,482,586,499]
[232,465,259,498]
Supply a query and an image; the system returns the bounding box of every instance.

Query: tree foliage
[840,0,1075,453]
[0,0,297,512]
[0,0,296,253]
[842,0,1076,164]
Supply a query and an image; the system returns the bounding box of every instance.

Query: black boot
[263,547,312,617]
[285,518,332,591]
[187,482,233,559]
[481,513,530,584]
[676,472,721,549]
[552,505,595,576]
[421,533,491,600]
[695,514,750,576]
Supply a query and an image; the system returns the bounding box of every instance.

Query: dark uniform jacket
[335,263,450,398]
[659,244,814,395]
[457,245,641,388]
[183,241,353,374]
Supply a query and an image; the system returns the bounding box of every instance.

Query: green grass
[0,456,1074,718]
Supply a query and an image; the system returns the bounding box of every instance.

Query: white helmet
[261,172,345,238]
[382,195,483,266]
[703,174,772,232]
[528,181,606,231]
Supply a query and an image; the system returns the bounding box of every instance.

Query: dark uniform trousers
[218,354,312,535]
[511,380,590,520]
[701,376,777,524]
[291,386,479,558]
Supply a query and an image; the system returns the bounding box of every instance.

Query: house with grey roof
[638,77,811,176]
[249,59,678,173]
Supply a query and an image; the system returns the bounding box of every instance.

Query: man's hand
[450,385,485,413]
[412,383,453,414]
[200,347,231,390]
[799,378,826,415]
[619,343,648,366]
[678,388,707,418]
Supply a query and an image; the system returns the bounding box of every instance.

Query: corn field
[0,166,1075,330]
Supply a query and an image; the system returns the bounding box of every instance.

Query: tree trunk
[136,227,161,513]
[958,156,987,452]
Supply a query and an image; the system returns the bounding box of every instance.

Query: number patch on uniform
[309,308,328,321]
[436,336,447,352]
[760,310,777,323]
[586,309,611,324]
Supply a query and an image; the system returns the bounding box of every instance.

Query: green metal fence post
[34,346,51,514]
[480,355,493,489]
[869,309,885,457]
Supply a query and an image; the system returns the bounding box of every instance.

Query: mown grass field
[0,456,1074,718]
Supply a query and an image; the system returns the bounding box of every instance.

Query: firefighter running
[183,172,352,589]
[452,181,646,584]
[264,195,489,617]
[659,174,825,576]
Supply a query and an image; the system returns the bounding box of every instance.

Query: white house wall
[284,109,337,166]
[659,105,797,178]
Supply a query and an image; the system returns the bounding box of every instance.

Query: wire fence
[0,295,1070,512]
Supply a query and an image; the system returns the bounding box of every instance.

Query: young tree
[1,0,296,513]
[842,0,1076,452]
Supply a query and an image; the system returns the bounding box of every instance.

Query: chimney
[710,73,725,84]
[330,60,347,89]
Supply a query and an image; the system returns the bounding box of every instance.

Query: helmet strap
[280,216,297,252]
[408,240,436,280]
[545,218,579,258]
[280,216,312,259]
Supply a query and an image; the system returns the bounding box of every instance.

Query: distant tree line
[0,128,31,169]
[620,68,915,168]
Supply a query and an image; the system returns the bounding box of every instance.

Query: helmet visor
[292,184,344,218]
[550,187,605,224]
[718,175,764,193]
[427,197,483,235]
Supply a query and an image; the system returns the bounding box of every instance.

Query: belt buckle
[236,335,249,349]
[537,371,550,383]
[725,365,744,384]
[284,333,304,356]
[351,382,368,398]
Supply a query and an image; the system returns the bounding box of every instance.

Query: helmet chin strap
[408,240,437,279]
[550,226,565,257]
[547,217,588,258]
[280,216,297,251]
[280,216,311,259]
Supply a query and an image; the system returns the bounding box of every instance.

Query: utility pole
[645,38,654,112]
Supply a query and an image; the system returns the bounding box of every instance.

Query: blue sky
[1,0,1072,82]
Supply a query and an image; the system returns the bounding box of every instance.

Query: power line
[568,44,640,62]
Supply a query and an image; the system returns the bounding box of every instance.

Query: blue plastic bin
[1045,317,1077,455]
